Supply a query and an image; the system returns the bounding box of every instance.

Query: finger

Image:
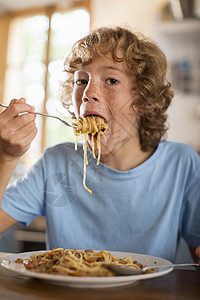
[195,246,200,258]
[9,98,26,107]
[7,99,20,119]
[17,97,26,104]
[11,113,37,132]
[8,98,34,112]
[20,125,38,148]
[1,101,35,122]
[3,113,36,134]
[0,113,37,140]
[1,121,38,156]
[9,98,19,105]
[13,97,35,110]
[2,129,38,158]
[13,123,38,150]
[15,118,37,140]
[12,99,35,121]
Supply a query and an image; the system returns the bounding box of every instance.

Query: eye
[75,79,88,85]
[106,78,119,85]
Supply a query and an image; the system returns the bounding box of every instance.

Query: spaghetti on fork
[73,116,108,194]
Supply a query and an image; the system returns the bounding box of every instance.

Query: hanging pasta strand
[83,133,92,194]
[91,134,95,158]
[73,116,108,194]
[75,136,78,151]
[97,133,101,166]
[90,116,97,159]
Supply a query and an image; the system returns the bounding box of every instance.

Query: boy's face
[72,53,139,156]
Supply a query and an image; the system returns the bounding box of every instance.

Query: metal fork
[104,262,200,276]
[0,103,75,128]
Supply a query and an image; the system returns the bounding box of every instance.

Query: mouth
[82,112,107,124]
[88,133,97,141]
[81,113,108,142]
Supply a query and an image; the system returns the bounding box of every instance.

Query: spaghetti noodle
[15,248,142,277]
[72,116,108,194]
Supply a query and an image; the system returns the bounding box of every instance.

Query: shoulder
[160,141,200,171]
[37,142,80,167]
[160,140,199,157]
[42,141,85,165]
[43,142,80,159]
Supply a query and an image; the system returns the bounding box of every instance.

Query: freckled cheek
[108,97,136,131]
[108,97,125,117]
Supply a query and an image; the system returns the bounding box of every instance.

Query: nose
[82,80,99,103]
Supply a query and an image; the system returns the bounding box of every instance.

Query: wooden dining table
[0,252,200,300]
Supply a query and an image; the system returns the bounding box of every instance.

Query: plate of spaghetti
[1,249,173,288]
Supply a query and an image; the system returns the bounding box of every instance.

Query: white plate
[1,250,173,288]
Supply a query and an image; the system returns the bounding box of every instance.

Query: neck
[100,139,155,171]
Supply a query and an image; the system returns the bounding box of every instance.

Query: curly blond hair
[61,26,174,152]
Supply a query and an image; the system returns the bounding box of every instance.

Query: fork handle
[0,104,74,128]
[1,103,50,116]
[0,104,8,109]
[0,104,55,118]
[143,263,199,271]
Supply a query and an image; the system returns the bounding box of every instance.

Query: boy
[0,27,199,262]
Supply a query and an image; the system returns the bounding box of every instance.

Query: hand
[195,246,200,264]
[0,98,37,161]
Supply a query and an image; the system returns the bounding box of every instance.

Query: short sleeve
[180,150,200,248]
[1,156,46,226]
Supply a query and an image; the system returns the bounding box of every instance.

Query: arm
[0,154,19,233]
[0,98,37,233]
[0,209,17,234]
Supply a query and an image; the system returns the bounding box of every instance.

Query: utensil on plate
[104,263,199,276]
[0,103,75,128]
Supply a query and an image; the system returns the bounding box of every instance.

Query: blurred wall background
[90,0,200,153]
[90,0,165,36]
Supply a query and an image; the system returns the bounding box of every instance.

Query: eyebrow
[102,65,124,73]
[76,65,125,74]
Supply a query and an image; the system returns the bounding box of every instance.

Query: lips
[82,111,107,123]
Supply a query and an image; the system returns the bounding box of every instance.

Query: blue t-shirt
[1,141,200,262]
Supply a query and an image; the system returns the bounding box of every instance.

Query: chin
[87,137,113,157]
